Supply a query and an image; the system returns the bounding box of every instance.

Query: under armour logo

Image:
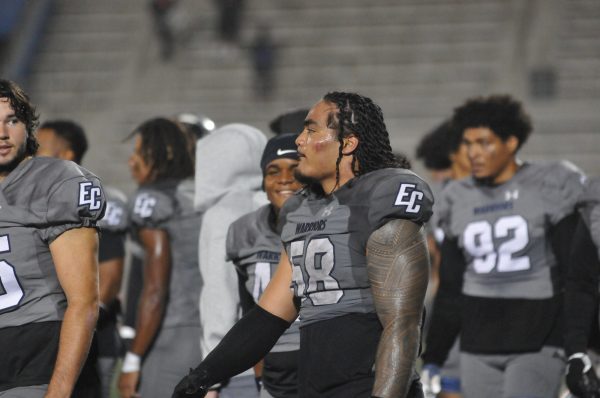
[505,190,519,201]
[134,193,157,218]
[79,182,102,211]
[394,183,423,213]
[277,149,297,156]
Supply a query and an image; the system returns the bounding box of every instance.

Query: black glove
[172,367,210,398]
[566,353,600,398]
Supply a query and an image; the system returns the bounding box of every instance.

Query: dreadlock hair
[452,95,532,150]
[322,92,410,189]
[127,117,194,183]
[0,79,39,156]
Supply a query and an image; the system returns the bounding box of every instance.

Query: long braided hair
[127,117,195,183]
[322,92,410,189]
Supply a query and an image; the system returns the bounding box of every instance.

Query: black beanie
[260,133,299,175]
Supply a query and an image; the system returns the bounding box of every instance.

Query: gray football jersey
[98,186,128,233]
[438,161,585,299]
[128,178,201,328]
[280,168,434,326]
[226,204,300,352]
[0,157,105,328]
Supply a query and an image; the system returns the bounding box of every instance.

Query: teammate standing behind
[117,118,202,398]
[36,119,128,398]
[226,134,303,398]
[416,120,469,398]
[564,177,600,398]
[422,95,586,398]
[173,91,433,398]
[195,123,268,398]
[0,80,105,397]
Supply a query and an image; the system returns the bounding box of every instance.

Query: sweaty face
[463,127,517,184]
[0,98,28,178]
[295,100,341,186]
[264,158,302,211]
[36,128,72,161]
[128,134,153,185]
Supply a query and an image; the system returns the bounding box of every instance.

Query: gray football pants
[0,385,47,398]
[460,346,565,398]
[139,325,202,398]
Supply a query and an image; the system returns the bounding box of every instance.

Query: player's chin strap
[171,306,291,398]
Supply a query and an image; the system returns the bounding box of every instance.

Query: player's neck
[0,156,30,182]
[492,158,521,185]
[321,170,355,194]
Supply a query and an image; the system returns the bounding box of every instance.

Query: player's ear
[506,135,519,154]
[341,134,358,155]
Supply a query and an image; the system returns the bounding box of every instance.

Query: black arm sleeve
[235,267,256,315]
[564,216,600,356]
[196,306,290,386]
[422,237,465,366]
[98,230,125,263]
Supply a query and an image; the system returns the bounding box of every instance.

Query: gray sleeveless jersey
[98,186,128,233]
[226,204,300,352]
[0,157,105,328]
[280,168,434,326]
[438,161,585,299]
[129,178,201,328]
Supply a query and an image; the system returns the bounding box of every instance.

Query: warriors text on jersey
[433,161,585,355]
[226,204,300,352]
[128,178,201,328]
[0,157,106,391]
[279,168,433,326]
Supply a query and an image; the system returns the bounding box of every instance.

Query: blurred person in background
[269,109,308,136]
[0,79,105,398]
[226,134,303,398]
[564,177,600,398]
[118,118,201,398]
[173,91,432,398]
[416,119,470,398]
[36,120,128,398]
[250,24,278,100]
[195,123,268,398]
[422,95,586,398]
[149,0,179,60]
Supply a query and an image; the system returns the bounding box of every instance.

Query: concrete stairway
[26,0,600,193]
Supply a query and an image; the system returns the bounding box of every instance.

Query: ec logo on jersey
[134,193,157,218]
[394,183,423,213]
[79,182,103,211]
[102,201,124,226]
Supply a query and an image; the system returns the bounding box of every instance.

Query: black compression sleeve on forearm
[564,217,600,355]
[422,238,465,366]
[197,305,291,386]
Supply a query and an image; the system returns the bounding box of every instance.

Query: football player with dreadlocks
[172,91,433,398]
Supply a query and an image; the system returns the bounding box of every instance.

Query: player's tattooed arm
[367,219,430,398]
